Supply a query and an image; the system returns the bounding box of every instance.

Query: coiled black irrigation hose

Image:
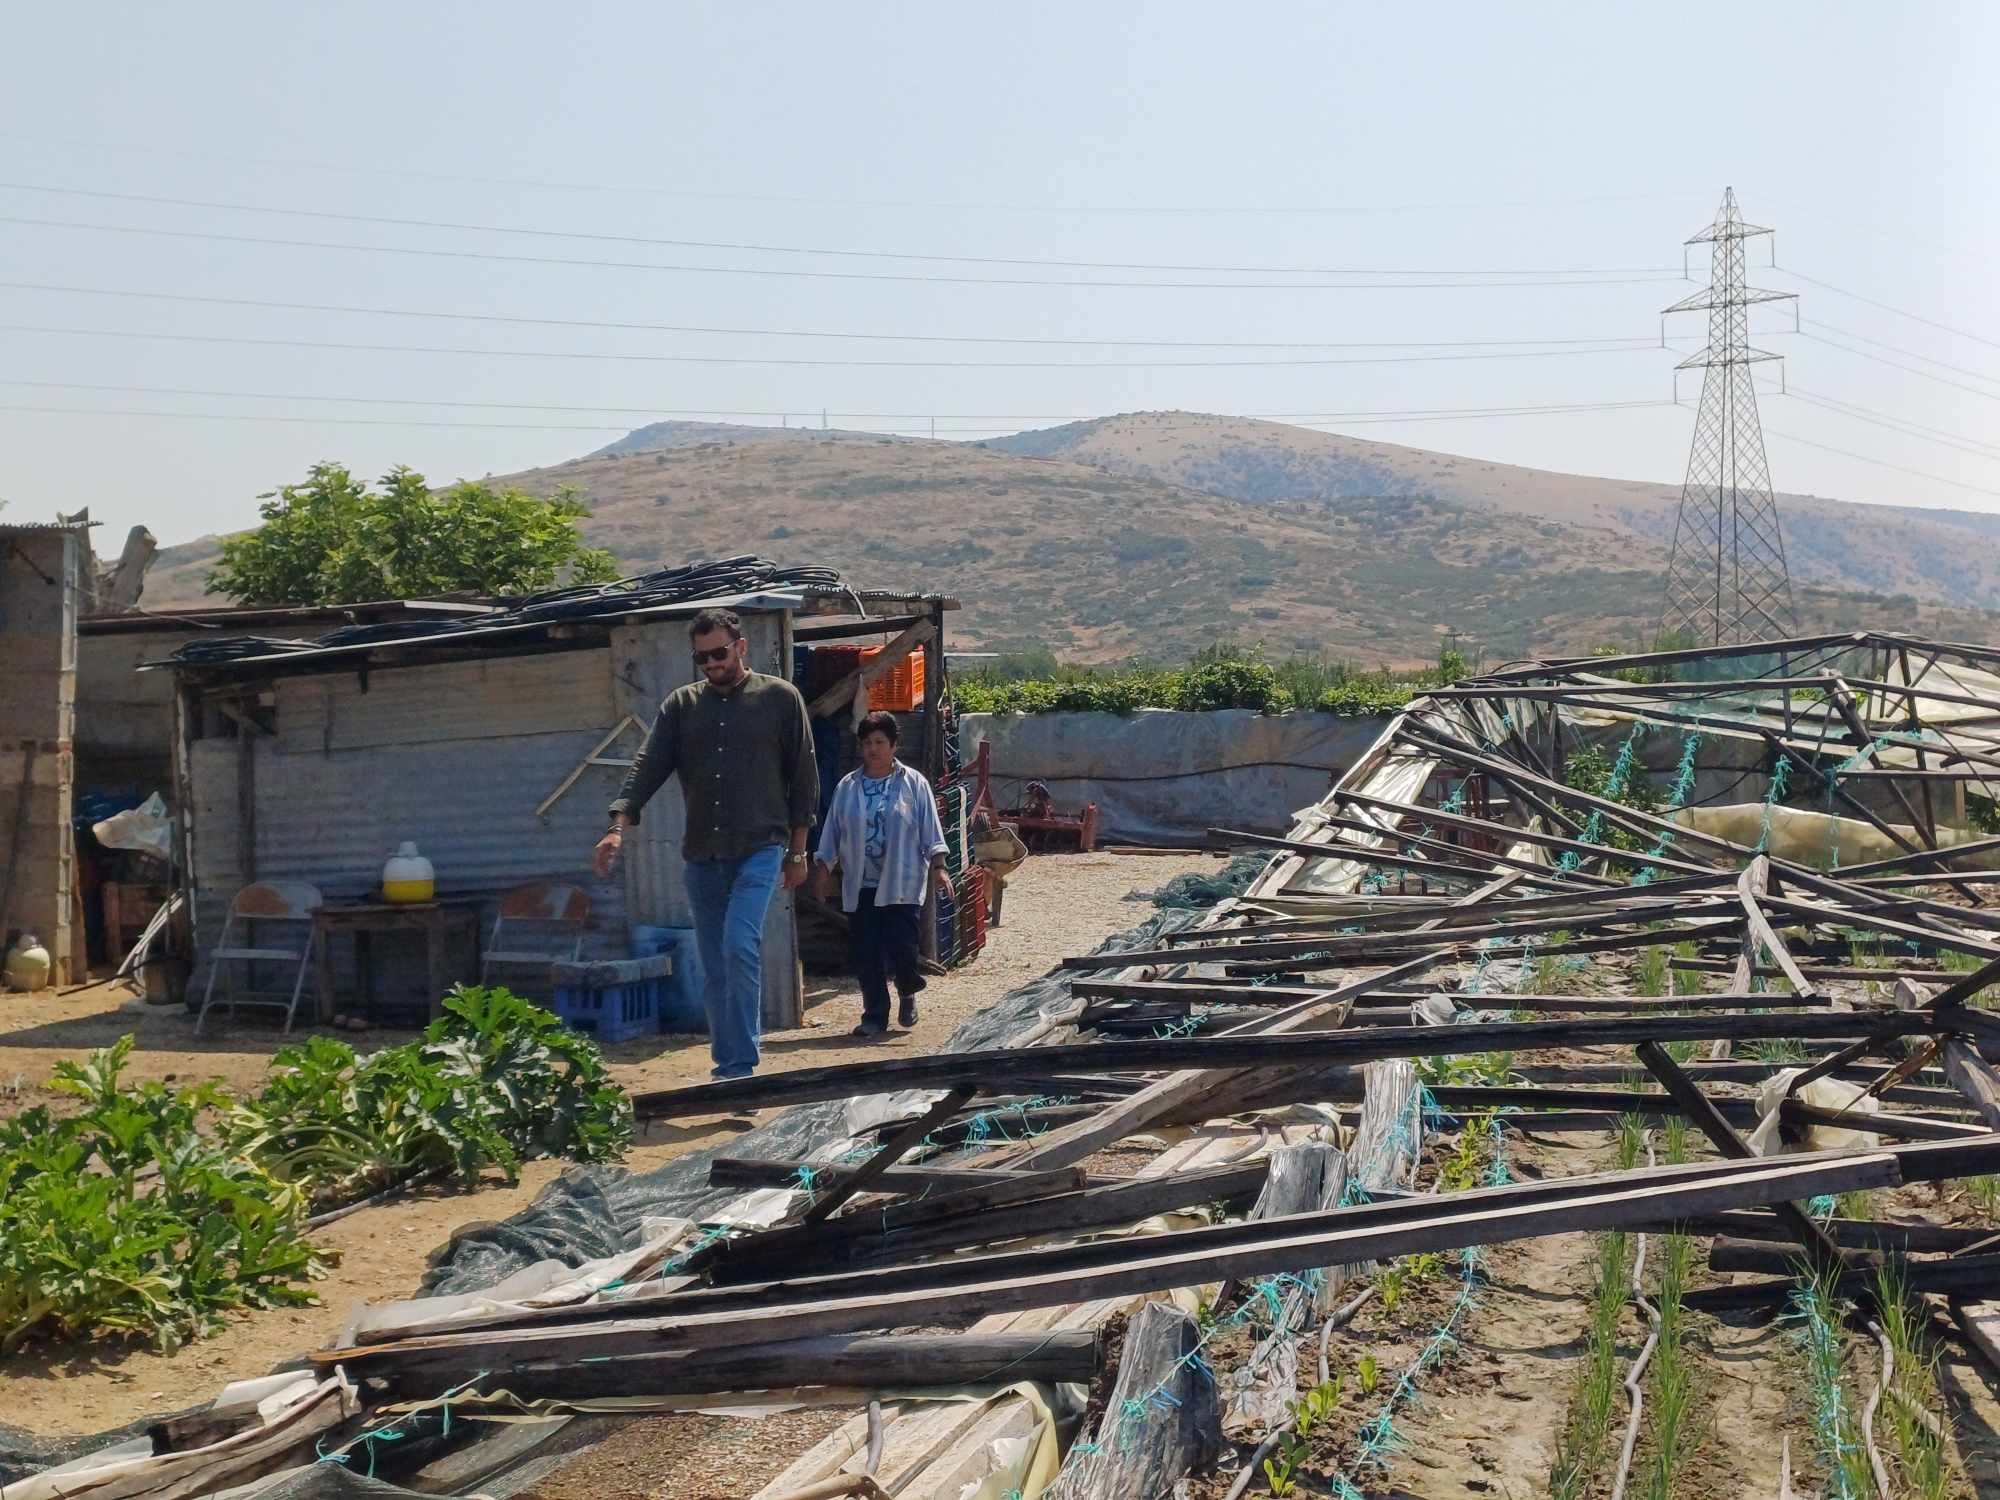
[167,557,850,666]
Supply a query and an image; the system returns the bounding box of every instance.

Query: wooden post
[1636,1040,1852,1283]
[800,1087,975,1224]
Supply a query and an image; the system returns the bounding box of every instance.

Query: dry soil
[0,850,1215,1438]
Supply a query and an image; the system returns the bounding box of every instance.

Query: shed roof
[148,588,806,679]
[82,598,493,637]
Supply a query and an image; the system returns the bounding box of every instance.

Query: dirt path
[0,851,1216,1438]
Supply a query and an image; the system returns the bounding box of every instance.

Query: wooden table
[312,897,484,1024]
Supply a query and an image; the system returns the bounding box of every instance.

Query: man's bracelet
[604,824,625,839]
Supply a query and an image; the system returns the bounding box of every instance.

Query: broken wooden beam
[320,1149,1905,1373]
[1636,1040,1853,1283]
[631,1011,1936,1119]
[411,1330,1103,1402]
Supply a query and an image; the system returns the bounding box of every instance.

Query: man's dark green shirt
[610,671,818,862]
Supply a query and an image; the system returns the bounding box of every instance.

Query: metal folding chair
[480,882,589,995]
[194,881,323,1036]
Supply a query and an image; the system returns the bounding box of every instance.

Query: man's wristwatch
[785,851,808,866]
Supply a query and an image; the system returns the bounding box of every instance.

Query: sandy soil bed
[0,850,1215,1438]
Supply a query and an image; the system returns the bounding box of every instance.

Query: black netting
[1127,854,1266,911]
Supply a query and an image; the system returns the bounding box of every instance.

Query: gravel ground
[0,849,1219,1439]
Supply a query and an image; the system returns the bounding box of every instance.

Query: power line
[1800,317,2000,385]
[0,182,1686,279]
[0,130,1705,217]
[1797,329,2000,405]
[0,280,1663,352]
[1777,265,2000,354]
[0,385,1674,429]
[0,214,1689,292]
[0,322,1664,370]
[1763,426,2000,501]
[1782,386,2000,461]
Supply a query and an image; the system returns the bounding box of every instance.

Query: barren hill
[141,417,2000,664]
[984,411,2000,607]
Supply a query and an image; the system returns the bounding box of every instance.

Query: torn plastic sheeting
[419,904,1222,1299]
[0,1374,356,1500]
[1747,1069,1883,1158]
[753,1381,1065,1500]
[1672,801,2000,870]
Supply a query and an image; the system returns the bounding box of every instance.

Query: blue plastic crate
[550,953,674,1043]
[630,925,706,1033]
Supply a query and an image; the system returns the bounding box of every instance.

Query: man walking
[594,608,817,1079]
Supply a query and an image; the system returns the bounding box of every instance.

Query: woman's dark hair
[856,710,900,745]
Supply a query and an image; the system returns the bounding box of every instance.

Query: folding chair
[194,881,322,1036]
[481,883,589,996]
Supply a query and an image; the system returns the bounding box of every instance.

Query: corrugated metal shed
[189,650,629,1006]
[181,605,811,1027]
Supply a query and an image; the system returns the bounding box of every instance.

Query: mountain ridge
[138,414,2000,663]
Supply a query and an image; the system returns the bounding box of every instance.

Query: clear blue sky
[3,0,1995,547]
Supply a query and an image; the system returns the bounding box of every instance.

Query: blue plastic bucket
[630,924,706,1033]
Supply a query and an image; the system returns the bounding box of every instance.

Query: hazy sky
[3,1,1996,547]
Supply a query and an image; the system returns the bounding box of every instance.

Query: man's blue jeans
[684,844,784,1079]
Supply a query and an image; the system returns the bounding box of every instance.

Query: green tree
[206,463,619,605]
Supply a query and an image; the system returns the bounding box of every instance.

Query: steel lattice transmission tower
[1658,187,1799,646]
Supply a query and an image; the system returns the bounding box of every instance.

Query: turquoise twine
[1325,1122,1508,1496]
[657,1222,732,1279]
[1633,731,1704,886]
[1756,758,1793,854]
[1788,1279,1863,1499]
[1061,1073,1438,1479]
[1820,733,1905,870]
[1557,727,1643,875]
[317,1370,489,1478]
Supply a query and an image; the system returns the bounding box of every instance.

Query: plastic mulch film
[423,879,1252,1296]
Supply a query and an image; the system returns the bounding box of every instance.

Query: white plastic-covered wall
[960,709,1393,847]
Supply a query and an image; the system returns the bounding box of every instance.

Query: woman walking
[813,711,952,1037]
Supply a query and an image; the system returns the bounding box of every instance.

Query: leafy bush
[230,986,632,1207]
[952,640,1476,717]
[0,988,631,1354]
[0,1038,325,1353]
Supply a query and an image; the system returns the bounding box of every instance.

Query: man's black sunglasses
[692,644,735,665]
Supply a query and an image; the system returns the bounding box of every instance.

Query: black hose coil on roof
[167,557,852,665]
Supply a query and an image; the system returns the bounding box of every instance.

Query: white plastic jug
[382,842,436,904]
[5,934,52,991]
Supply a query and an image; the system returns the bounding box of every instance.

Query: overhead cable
[0,132,1705,216]
[0,279,1662,352]
[1778,266,2000,354]
[0,322,1664,370]
[1763,427,2000,501]
[0,182,1687,279]
[0,214,1688,292]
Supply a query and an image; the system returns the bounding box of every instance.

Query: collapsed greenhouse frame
[27,627,2000,1500]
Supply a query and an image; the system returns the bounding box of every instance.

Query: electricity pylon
[1659,187,1799,646]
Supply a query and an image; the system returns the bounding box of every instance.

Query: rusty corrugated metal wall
[184,608,805,1026]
